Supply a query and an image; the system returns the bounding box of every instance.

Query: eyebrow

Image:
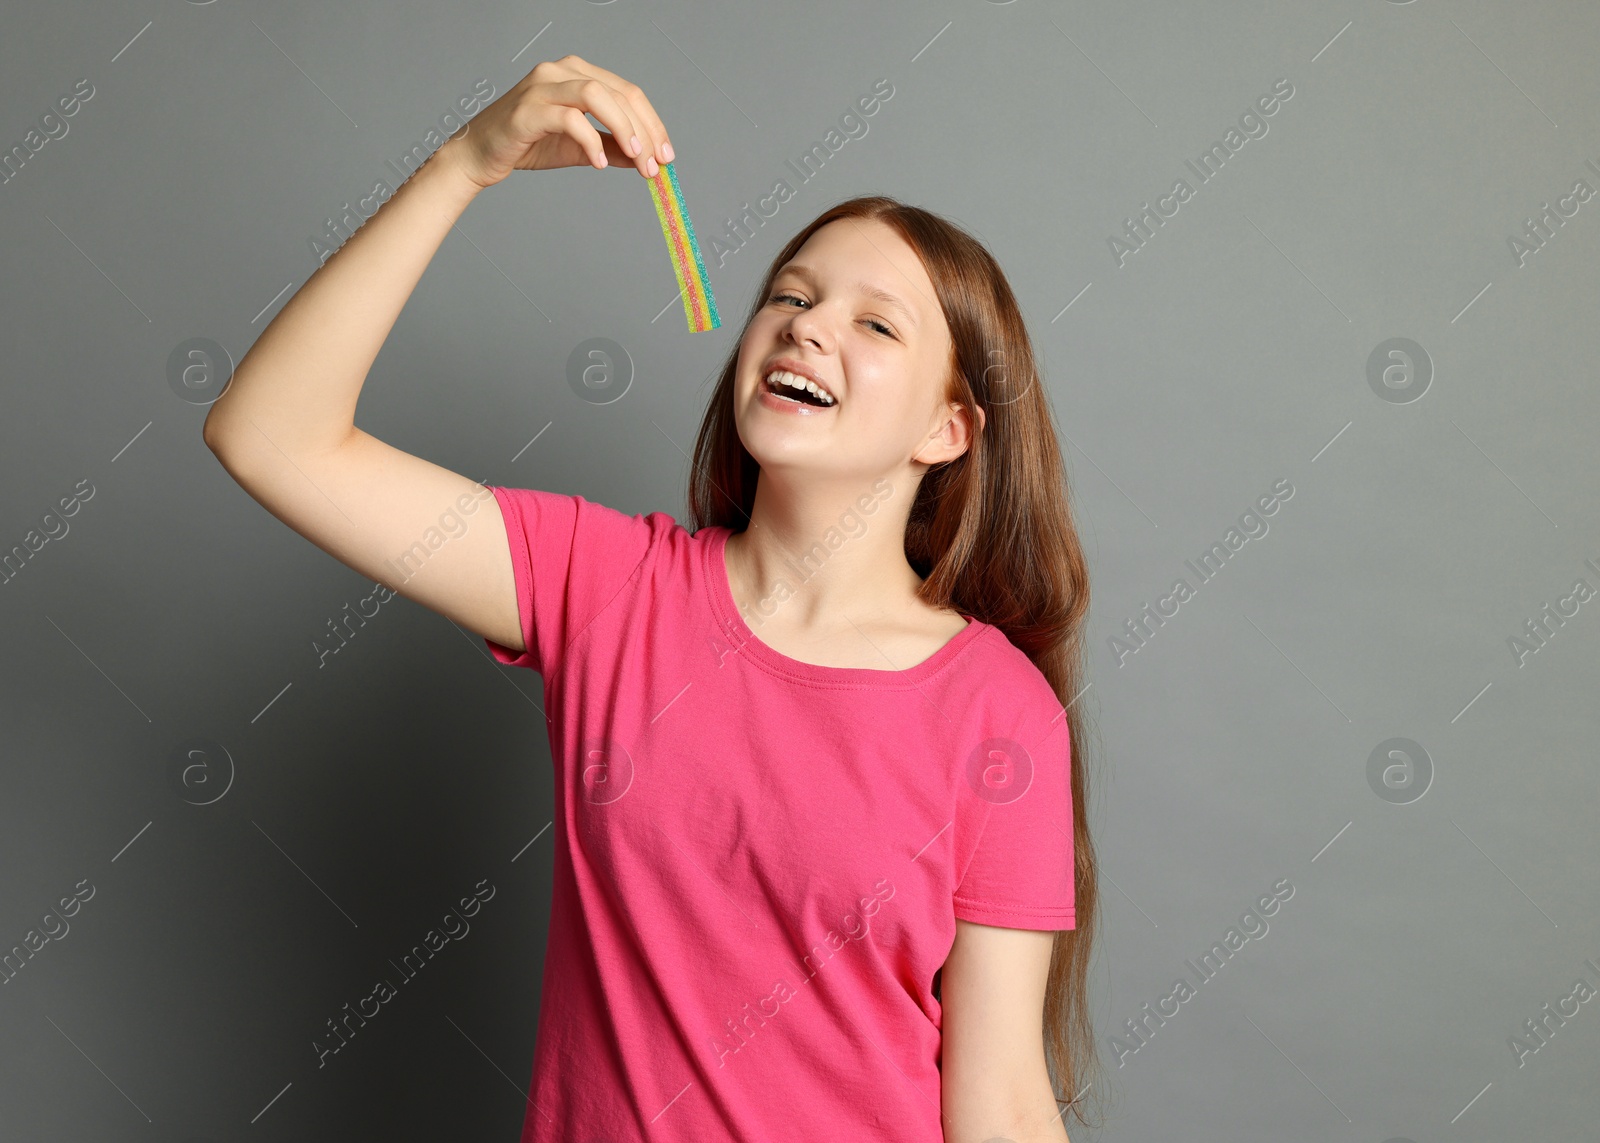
[776,263,921,330]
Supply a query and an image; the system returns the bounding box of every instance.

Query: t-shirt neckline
[701,524,986,687]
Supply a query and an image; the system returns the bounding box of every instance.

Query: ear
[912,401,985,467]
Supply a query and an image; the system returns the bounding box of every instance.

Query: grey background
[2,0,1596,1140]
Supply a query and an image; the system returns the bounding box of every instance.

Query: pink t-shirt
[483,485,1075,1142]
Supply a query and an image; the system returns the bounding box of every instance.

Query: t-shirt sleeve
[952,707,1076,931]
[482,486,655,679]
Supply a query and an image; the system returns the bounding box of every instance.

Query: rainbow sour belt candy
[646,161,720,333]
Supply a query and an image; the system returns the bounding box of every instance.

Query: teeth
[765,370,835,406]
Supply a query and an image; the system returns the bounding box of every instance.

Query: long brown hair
[687,195,1106,1130]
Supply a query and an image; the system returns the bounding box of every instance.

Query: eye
[768,291,896,338]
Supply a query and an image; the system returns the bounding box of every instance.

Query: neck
[727,469,922,630]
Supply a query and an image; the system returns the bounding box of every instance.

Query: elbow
[202,398,248,460]
[202,406,245,475]
[201,403,228,454]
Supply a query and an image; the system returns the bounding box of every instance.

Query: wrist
[429,135,489,199]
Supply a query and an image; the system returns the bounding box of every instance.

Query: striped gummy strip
[646,161,720,333]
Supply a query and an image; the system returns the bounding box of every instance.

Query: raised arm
[202,56,675,653]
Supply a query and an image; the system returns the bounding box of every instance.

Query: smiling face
[733,217,970,486]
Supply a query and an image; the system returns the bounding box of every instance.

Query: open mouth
[764,370,836,408]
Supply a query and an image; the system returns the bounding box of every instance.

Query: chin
[740,420,837,469]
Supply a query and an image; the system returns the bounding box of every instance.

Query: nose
[783,300,832,353]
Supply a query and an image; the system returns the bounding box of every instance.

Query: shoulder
[487,485,693,603]
[491,487,687,548]
[963,621,1061,709]
[941,621,1068,751]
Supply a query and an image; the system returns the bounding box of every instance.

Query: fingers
[549,54,675,171]
[597,129,637,168]
[551,104,609,170]
[555,77,657,177]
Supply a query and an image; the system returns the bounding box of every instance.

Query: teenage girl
[204,55,1103,1143]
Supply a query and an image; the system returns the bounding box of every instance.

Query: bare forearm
[203,137,483,461]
